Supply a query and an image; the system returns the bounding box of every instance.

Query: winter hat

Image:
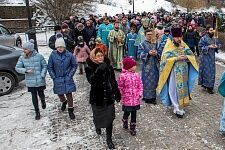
[55,37,66,48]
[122,57,136,70]
[77,36,84,45]
[171,27,182,37]
[22,39,35,52]
[56,32,63,38]
[95,37,102,44]
[77,36,84,42]
[61,23,69,30]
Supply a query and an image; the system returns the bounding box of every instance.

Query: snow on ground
[18,31,54,46]
[96,0,186,16]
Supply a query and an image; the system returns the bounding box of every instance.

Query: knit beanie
[55,37,66,48]
[61,23,69,30]
[22,39,35,52]
[123,57,136,70]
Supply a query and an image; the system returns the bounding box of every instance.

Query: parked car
[0,45,25,96]
[0,24,22,47]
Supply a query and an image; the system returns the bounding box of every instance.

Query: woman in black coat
[85,48,121,149]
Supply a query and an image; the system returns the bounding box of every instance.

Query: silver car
[0,24,22,47]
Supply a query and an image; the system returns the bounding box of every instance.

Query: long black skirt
[91,104,115,128]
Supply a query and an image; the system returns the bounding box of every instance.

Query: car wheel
[0,72,16,96]
[16,39,22,47]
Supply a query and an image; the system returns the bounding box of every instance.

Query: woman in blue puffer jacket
[15,40,47,120]
[47,37,77,120]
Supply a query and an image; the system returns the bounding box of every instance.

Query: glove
[114,88,121,103]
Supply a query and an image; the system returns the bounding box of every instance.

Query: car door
[0,26,15,46]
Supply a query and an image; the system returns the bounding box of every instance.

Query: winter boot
[35,111,40,120]
[96,128,102,135]
[106,124,115,149]
[122,119,128,129]
[207,88,214,94]
[148,98,157,105]
[68,107,75,120]
[106,134,115,149]
[130,123,136,136]
[61,100,67,111]
[78,68,83,75]
[41,98,46,109]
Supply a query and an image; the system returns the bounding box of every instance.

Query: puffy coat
[118,69,143,106]
[47,50,77,94]
[74,43,90,63]
[15,51,47,87]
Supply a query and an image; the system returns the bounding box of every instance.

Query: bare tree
[35,0,97,25]
[172,0,207,12]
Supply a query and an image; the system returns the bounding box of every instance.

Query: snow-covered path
[1,45,225,149]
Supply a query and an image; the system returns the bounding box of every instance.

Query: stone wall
[0,5,34,19]
[0,5,35,32]
[0,19,35,33]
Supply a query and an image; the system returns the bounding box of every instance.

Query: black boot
[96,128,102,135]
[122,119,128,129]
[207,88,214,94]
[106,124,115,149]
[68,107,75,120]
[78,68,83,75]
[35,111,40,120]
[106,134,115,149]
[130,123,136,136]
[61,100,67,111]
[41,99,46,109]
[147,98,157,105]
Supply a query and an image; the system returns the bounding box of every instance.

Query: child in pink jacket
[74,36,90,75]
[118,57,143,136]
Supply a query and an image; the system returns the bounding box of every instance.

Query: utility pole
[133,0,135,14]
[25,0,38,51]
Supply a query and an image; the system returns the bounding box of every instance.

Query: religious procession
[8,10,225,149]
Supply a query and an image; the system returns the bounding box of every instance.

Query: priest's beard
[173,40,181,47]
[115,27,119,31]
[208,33,214,38]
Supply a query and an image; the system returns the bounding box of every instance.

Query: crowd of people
[14,10,225,149]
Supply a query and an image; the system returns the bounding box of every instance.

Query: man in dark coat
[183,25,198,55]
[48,25,75,52]
[84,20,97,47]
[74,23,88,46]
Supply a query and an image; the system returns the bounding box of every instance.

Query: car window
[0,26,10,34]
